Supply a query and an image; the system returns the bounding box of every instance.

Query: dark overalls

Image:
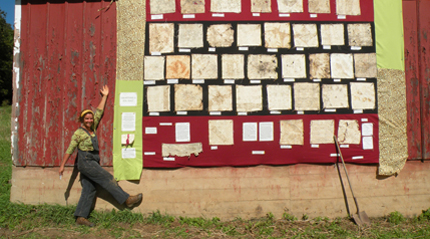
[74,128,129,218]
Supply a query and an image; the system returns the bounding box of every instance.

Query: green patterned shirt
[65,109,103,154]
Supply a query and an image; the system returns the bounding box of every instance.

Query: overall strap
[80,127,93,137]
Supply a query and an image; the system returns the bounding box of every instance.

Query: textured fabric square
[150,0,176,14]
[320,24,345,46]
[181,0,205,14]
[280,120,304,145]
[336,0,361,15]
[147,85,170,112]
[350,82,375,110]
[251,0,271,12]
[207,24,235,47]
[237,24,262,46]
[149,23,174,54]
[338,120,361,144]
[210,0,241,13]
[354,53,377,78]
[308,0,330,13]
[294,83,320,111]
[236,85,263,112]
[264,22,291,49]
[222,54,244,79]
[309,53,330,79]
[348,23,373,46]
[208,120,234,145]
[208,85,233,111]
[322,84,349,109]
[281,54,306,78]
[144,56,165,80]
[191,54,218,79]
[247,54,278,79]
[178,24,204,48]
[266,85,292,110]
[174,84,203,111]
[310,120,334,144]
[166,55,190,79]
[293,24,319,48]
[330,53,354,79]
[277,0,303,13]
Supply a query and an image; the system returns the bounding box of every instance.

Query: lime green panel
[113,80,143,181]
[374,0,404,70]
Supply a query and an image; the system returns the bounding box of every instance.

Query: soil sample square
[178,24,204,48]
[247,54,278,79]
[354,53,377,78]
[281,54,306,78]
[338,120,361,144]
[350,82,375,110]
[149,23,174,54]
[222,54,244,79]
[251,0,271,12]
[208,85,233,111]
[322,84,349,109]
[293,24,319,48]
[267,85,292,110]
[144,56,165,80]
[277,0,303,13]
[320,24,344,46]
[308,0,330,13]
[181,0,205,14]
[146,85,170,112]
[174,84,203,111]
[211,0,241,13]
[166,55,190,79]
[207,24,235,47]
[331,53,354,79]
[280,119,304,145]
[191,54,218,79]
[309,53,330,79]
[348,23,373,46]
[336,0,361,15]
[209,120,234,145]
[264,22,291,49]
[237,24,262,46]
[294,83,320,111]
[310,120,335,144]
[236,85,262,112]
[150,0,176,14]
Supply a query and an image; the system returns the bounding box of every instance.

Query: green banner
[113,80,143,181]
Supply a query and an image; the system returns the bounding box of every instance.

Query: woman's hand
[59,165,65,176]
[100,85,109,97]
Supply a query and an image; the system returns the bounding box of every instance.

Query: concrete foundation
[10,161,430,220]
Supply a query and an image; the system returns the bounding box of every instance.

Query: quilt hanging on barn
[141,0,381,168]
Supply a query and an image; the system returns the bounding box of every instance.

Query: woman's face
[83,113,94,128]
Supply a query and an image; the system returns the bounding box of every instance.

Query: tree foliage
[0,9,13,106]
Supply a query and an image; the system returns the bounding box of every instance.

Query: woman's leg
[74,174,97,218]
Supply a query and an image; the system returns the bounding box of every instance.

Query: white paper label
[311,144,319,148]
[151,14,163,20]
[211,146,218,150]
[280,145,292,149]
[243,122,258,141]
[159,122,172,126]
[163,157,175,161]
[362,123,373,136]
[183,14,195,19]
[284,78,295,82]
[239,46,249,51]
[144,151,156,155]
[224,79,235,84]
[250,80,261,84]
[175,122,190,142]
[252,13,260,17]
[310,14,317,18]
[351,46,362,50]
[259,122,274,141]
[357,78,366,81]
[324,109,336,112]
[337,15,346,19]
[323,45,331,50]
[167,79,179,84]
[210,111,222,115]
[144,80,156,85]
[296,47,304,51]
[279,13,290,17]
[192,79,205,84]
[179,48,191,52]
[267,48,278,52]
[208,47,216,52]
[362,136,373,150]
[177,111,188,115]
[270,111,281,114]
[352,156,364,160]
[330,153,340,157]
[121,112,136,132]
[119,92,138,107]
[252,150,265,155]
[145,127,157,134]
[122,148,136,159]
[212,13,225,17]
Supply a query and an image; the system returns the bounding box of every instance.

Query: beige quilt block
[264,22,291,49]
[277,0,303,13]
[236,85,262,112]
[320,24,345,46]
[208,85,233,111]
[280,119,304,145]
[308,0,330,13]
[251,0,271,12]
[294,83,320,111]
[146,85,170,112]
[310,120,335,144]
[247,54,278,79]
[354,53,377,78]
[331,53,354,79]
[149,23,174,54]
[178,24,204,48]
[191,54,218,79]
[309,53,330,79]
[293,24,319,48]
[207,24,235,47]
[266,85,292,110]
[174,84,203,111]
[322,84,349,109]
[181,0,205,14]
[336,0,361,16]
[209,120,234,145]
[144,56,165,80]
[211,0,241,13]
[281,54,306,78]
[166,55,190,79]
[150,0,176,14]
[338,120,361,145]
[222,54,244,79]
[237,24,262,46]
[350,82,375,110]
[348,23,373,46]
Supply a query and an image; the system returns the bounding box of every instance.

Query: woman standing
[59,85,142,227]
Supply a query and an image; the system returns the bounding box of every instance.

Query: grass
[2,104,430,238]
